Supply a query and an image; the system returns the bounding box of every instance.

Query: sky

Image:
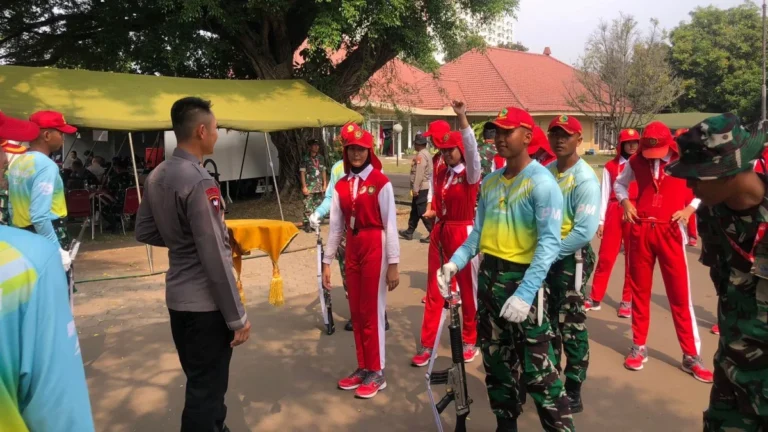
[514,0,750,65]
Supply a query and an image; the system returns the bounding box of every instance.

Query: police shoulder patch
[206,186,221,211]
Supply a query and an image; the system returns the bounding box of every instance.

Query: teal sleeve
[516,181,563,305]
[30,163,59,244]
[315,171,338,219]
[19,250,95,431]
[450,184,485,270]
[559,180,601,260]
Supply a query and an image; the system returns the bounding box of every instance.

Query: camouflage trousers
[478,255,574,431]
[303,193,324,224]
[703,289,768,431]
[545,245,596,385]
[337,236,347,294]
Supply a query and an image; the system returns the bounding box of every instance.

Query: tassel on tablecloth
[269,263,284,306]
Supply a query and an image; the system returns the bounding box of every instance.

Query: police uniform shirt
[135,148,247,330]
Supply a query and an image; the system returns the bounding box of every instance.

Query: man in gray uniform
[400,133,433,243]
[135,97,250,432]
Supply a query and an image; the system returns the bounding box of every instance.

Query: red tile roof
[358,47,596,114]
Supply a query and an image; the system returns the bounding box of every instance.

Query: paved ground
[74,213,717,431]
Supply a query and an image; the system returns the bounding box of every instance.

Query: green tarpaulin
[0,65,362,132]
[648,112,720,130]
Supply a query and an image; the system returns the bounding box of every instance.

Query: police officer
[665,114,768,431]
[400,133,433,243]
[135,97,250,432]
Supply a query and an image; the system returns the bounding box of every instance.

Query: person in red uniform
[614,121,713,383]
[587,129,639,318]
[322,122,400,399]
[411,101,482,367]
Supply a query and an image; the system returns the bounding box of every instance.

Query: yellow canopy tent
[0,66,361,299]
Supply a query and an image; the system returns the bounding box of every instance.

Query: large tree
[0,0,519,188]
[669,3,763,124]
[566,14,682,149]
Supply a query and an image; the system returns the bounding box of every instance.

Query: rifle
[67,217,91,312]
[426,221,472,432]
[316,226,335,335]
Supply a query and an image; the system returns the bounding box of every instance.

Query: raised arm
[453,100,481,184]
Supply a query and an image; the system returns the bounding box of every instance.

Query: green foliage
[444,33,488,63]
[497,41,528,52]
[669,3,762,123]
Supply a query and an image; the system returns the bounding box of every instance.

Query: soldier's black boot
[385,312,390,331]
[303,221,311,233]
[565,380,583,413]
[398,229,414,240]
[496,416,518,432]
[345,321,353,331]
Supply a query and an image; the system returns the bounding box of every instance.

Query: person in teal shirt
[441,107,573,432]
[0,221,95,431]
[544,115,601,414]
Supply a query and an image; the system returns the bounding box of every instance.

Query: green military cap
[666,113,767,180]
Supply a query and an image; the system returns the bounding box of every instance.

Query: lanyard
[650,159,664,192]
[348,175,361,231]
[440,167,457,216]
[723,222,768,263]
[312,156,320,170]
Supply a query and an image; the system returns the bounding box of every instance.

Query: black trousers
[169,309,234,432]
[406,189,433,233]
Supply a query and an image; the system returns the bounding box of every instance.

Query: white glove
[309,212,322,230]
[500,296,531,323]
[436,262,459,299]
[59,248,72,272]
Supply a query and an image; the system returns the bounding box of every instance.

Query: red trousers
[420,221,479,348]
[591,201,633,303]
[628,220,701,356]
[688,214,697,240]
[346,229,388,371]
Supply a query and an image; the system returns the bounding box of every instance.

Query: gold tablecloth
[225,219,299,306]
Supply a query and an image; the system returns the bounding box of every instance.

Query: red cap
[0,140,28,155]
[619,129,640,143]
[29,111,77,134]
[340,122,381,172]
[486,107,535,130]
[640,121,673,159]
[423,120,451,146]
[548,115,582,135]
[0,112,40,142]
[528,126,555,165]
[674,128,689,139]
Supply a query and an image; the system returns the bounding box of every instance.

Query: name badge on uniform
[652,193,663,208]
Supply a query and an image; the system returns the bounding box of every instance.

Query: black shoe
[398,229,414,240]
[345,321,353,331]
[565,380,583,414]
[419,237,430,244]
[385,313,390,331]
[519,380,527,406]
[303,222,312,233]
[496,417,518,432]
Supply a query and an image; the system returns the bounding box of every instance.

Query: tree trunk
[269,129,307,193]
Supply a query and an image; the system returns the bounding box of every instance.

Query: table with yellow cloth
[225,219,299,306]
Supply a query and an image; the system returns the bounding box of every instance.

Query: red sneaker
[682,356,714,384]
[711,324,720,335]
[617,302,632,319]
[355,372,387,399]
[338,368,368,390]
[585,298,601,311]
[463,345,479,363]
[687,238,698,247]
[411,347,433,367]
[624,345,648,371]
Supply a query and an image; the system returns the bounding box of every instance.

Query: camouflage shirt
[300,154,325,194]
[0,172,9,226]
[697,186,768,362]
[479,141,497,179]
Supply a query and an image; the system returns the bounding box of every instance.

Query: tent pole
[264,132,284,221]
[128,132,154,273]
[62,133,80,163]
[236,132,250,200]
[102,134,129,180]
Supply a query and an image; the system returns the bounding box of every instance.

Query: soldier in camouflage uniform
[441,106,573,432]
[544,115,601,413]
[666,113,768,431]
[479,123,498,179]
[300,139,327,233]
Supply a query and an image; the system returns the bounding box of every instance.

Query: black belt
[481,254,530,272]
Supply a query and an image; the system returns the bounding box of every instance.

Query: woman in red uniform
[411,101,482,367]
[322,122,400,399]
[587,129,639,318]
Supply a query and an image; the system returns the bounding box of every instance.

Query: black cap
[413,133,428,146]
[307,138,320,146]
